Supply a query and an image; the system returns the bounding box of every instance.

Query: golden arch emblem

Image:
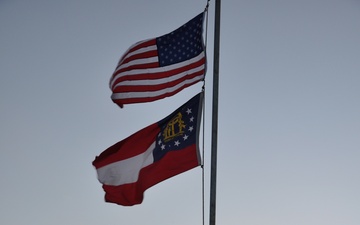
[163,112,186,142]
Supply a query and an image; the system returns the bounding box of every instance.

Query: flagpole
[209,0,221,225]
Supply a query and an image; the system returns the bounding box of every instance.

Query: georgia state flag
[93,92,203,206]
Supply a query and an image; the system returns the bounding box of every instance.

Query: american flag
[109,12,206,108]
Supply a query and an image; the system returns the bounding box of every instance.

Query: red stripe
[112,79,203,106]
[128,39,156,53]
[117,39,156,65]
[101,145,200,206]
[111,56,205,90]
[111,61,160,82]
[120,49,158,65]
[112,69,205,93]
[92,123,160,168]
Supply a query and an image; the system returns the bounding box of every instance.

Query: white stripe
[111,75,204,100]
[113,64,205,88]
[110,52,205,88]
[115,56,159,75]
[96,142,155,186]
[122,45,157,62]
[118,38,154,63]
[116,45,158,70]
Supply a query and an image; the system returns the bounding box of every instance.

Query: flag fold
[93,92,204,206]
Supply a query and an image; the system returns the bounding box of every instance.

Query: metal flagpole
[209,0,221,225]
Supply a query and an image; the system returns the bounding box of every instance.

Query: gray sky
[1,0,359,224]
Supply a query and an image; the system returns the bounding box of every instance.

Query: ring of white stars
[157,107,195,151]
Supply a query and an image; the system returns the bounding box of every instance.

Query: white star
[188,126,194,132]
[183,134,189,141]
[190,116,194,122]
[161,144,166,150]
[186,108,192,114]
[174,140,180,146]
[158,139,162,145]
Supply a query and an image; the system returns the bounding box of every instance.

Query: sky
[1,0,360,224]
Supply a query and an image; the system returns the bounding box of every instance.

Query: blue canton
[156,13,204,67]
[153,94,201,162]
